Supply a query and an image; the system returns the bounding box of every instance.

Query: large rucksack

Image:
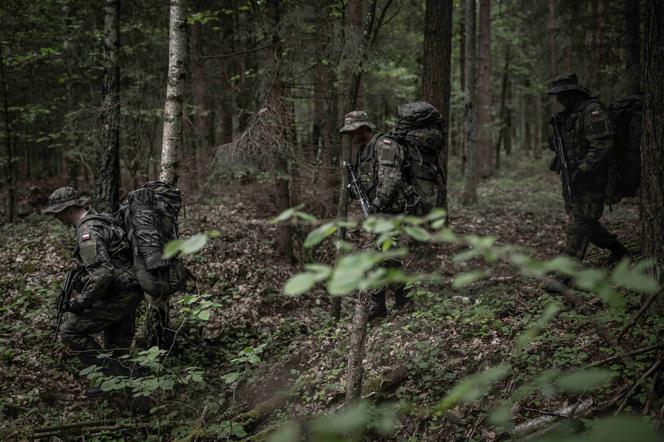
[118,181,189,298]
[605,94,642,204]
[388,101,445,211]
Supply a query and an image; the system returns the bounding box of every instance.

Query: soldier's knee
[60,320,86,350]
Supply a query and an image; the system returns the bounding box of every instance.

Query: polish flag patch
[81,233,91,241]
[591,110,601,117]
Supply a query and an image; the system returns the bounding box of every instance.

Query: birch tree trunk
[461,0,477,206]
[477,0,492,178]
[423,0,452,213]
[641,0,664,289]
[160,0,187,185]
[96,0,121,212]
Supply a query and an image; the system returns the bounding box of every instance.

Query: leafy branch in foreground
[271,207,661,441]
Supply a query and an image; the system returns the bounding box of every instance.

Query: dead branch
[617,292,659,340]
[585,343,664,368]
[510,398,593,439]
[614,357,663,415]
[33,422,147,439]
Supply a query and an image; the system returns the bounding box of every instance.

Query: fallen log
[510,398,593,439]
[236,389,295,428]
[362,365,409,398]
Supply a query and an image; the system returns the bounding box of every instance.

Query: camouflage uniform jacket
[71,210,137,312]
[555,98,614,198]
[354,134,407,214]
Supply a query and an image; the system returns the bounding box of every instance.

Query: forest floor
[0,156,659,441]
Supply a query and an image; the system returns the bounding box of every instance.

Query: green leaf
[197,310,210,321]
[404,226,431,242]
[610,259,660,294]
[222,371,241,384]
[311,401,371,435]
[574,268,607,291]
[556,368,613,393]
[435,365,510,414]
[284,272,317,296]
[162,239,184,259]
[303,222,337,248]
[452,270,485,288]
[179,233,209,255]
[582,416,659,442]
[270,204,304,223]
[268,423,300,442]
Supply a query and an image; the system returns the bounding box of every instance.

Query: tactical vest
[75,211,133,268]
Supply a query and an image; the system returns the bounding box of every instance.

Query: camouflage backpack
[605,94,642,204]
[388,102,445,209]
[118,181,189,298]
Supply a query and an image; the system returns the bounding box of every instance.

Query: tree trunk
[495,45,510,171]
[0,45,16,222]
[624,0,641,94]
[548,0,558,78]
[641,0,664,287]
[190,22,207,191]
[160,0,187,185]
[96,0,121,213]
[266,0,294,262]
[423,0,452,213]
[477,0,492,178]
[461,0,477,206]
[343,0,378,404]
[346,292,369,402]
[150,0,186,350]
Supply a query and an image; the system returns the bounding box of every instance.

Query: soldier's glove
[371,198,384,213]
[67,296,90,315]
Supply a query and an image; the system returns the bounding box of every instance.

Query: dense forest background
[0,0,645,219]
[2,0,664,441]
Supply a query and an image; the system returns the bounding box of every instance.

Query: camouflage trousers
[61,288,143,376]
[563,192,624,260]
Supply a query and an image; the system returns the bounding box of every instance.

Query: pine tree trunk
[190,22,207,191]
[461,0,477,206]
[160,0,187,185]
[624,0,641,94]
[96,0,121,213]
[548,0,558,78]
[423,0,452,213]
[641,0,664,286]
[496,46,510,171]
[477,0,492,178]
[0,45,16,222]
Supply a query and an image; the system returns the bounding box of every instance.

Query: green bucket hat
[43,187,90,214]
[339,110,376,133]
[547,73,591,96]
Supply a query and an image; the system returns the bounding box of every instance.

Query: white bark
[160,0,187,185]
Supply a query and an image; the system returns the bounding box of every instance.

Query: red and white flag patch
[591,110,601,117]
[81,233,91,241]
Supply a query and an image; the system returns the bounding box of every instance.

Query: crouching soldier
[44,187,143,377]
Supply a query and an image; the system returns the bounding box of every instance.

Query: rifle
[54,268,79,342]
[346,162,374,219]
[550,115,574,220]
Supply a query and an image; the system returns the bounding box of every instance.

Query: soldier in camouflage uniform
[44,187,143,376]
[339,111,412,320]
[547,73,628,274]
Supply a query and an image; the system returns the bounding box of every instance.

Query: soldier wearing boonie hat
[44,187,143,384]
[339,111,412,320]
[545,74,628,292]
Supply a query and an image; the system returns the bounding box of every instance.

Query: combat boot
[367,292,388,322]
[393,287,413,310]
[544,275,572,294]
[606,244,630,267]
